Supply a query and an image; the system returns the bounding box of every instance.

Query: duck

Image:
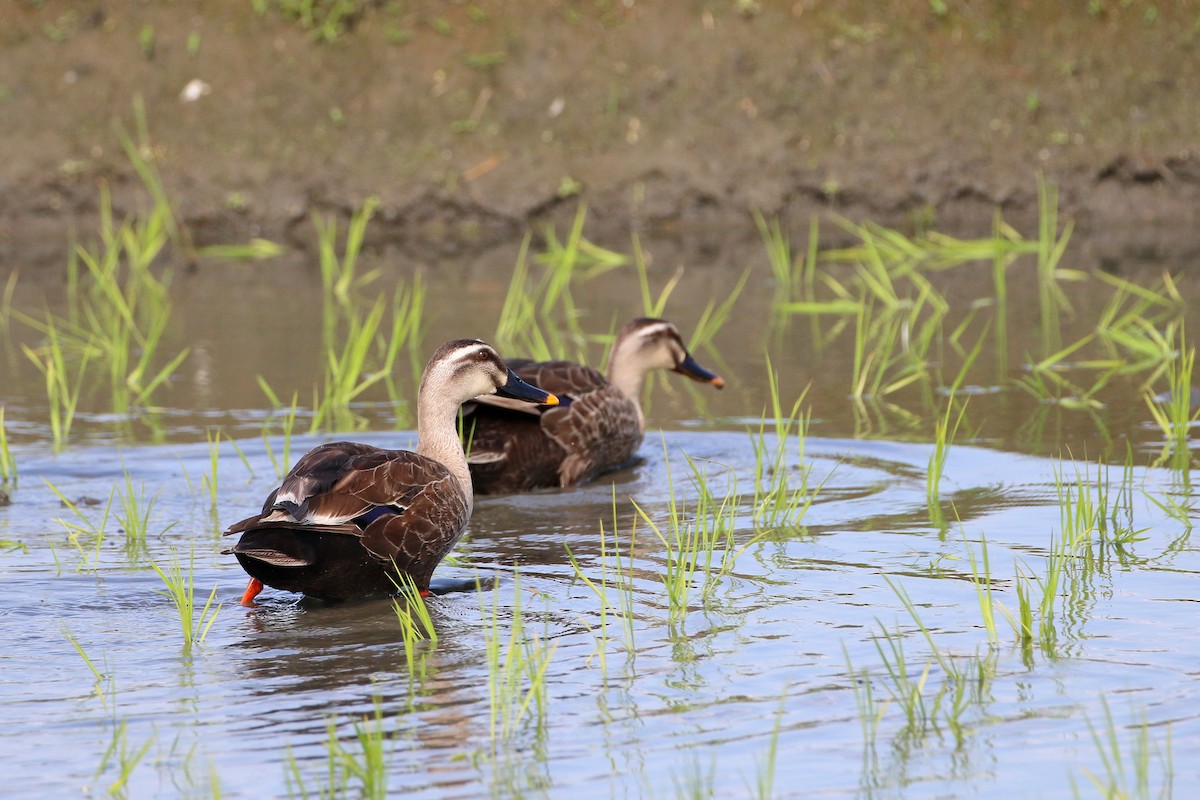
[463,317,724,494]
[222,339,558,604]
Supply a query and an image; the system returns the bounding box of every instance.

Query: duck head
[420,339,559,407]
[609,318,726,392]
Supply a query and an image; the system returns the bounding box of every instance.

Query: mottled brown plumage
[222,339,557,602]
[464,319,724,494]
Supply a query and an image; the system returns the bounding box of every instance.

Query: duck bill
[497,370,559,405]
[674,353,725,389]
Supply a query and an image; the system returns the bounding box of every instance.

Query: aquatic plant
[149,545,221,649]
[62,624,112,711]
[21,317,89,451]
[256,203,426,434]
[115,471,168,562]
[0,406,16,484]
[748,692,786,800]
[566,487,641,665]
[257,386,302,479]
[750,359,817,530]
[495,206,623,364]
[481,573,557,746]
[97,716,154,799]
[927,331,984,526]
[257,0,372,43]
[631,448,733,622]
[565,492,642,675]
[1143,326,1198,471]
[391,572,439,680]
[285,701,391,800]
[634,233,682,319]
[45,478,113,568]
[962,532,1001,647]
[1076,700,1174,799]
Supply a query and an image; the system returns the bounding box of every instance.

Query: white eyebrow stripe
[635,322,676,340]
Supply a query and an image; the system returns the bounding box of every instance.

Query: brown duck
[463,318,724,494]
[223,339,558,604]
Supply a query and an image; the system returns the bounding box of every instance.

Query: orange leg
[240,577,264,606]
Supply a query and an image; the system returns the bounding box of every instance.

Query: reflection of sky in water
[0,428,1193,797]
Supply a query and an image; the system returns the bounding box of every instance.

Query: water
[1,237,1198,797]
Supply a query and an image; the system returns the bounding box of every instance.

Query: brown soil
[3,1,1200,272]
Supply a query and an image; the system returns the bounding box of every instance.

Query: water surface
[1,237,1196,797]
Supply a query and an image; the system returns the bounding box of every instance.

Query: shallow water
[1,238,1198,797]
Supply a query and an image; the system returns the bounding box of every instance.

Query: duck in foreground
[463,318,724,494]
[223,339,558,604]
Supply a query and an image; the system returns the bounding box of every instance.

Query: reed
[563,530,622,674]
[13,177,189,423]
[1034,176,1075,356]
[495,208,623,364]
[927,331,984,526]
[150,545,221,649]
[633,234,682,319]
[754,210,795,304]
[871,622,934,738]
[845,646,887,752]
[534,203,626,318]
[494,234,555,362]
[195,239,283,261]
[286,702,390,800]
[200,428,222,516]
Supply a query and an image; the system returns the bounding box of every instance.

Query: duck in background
[463,318,724,494]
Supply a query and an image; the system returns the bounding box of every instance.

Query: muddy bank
[2,1,1200,272]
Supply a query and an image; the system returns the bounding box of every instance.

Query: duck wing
[224,442,469,588]
[537,385,643,486]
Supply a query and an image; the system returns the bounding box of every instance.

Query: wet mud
[3,1,1200,271]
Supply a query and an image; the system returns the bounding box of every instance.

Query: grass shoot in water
[566,485,643,665]
[21,316,90,451]
[480,572,557,747]
[115,470,170,562]
[390,571,439,681]
[0,406,16,484]
[750,359,816,530]
[45,477,114,569]
[1077,699,1174,799]
[1143,325,1198,472]
[257,386,302,479]
[150,545,221,649]
[285,700,390,800]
